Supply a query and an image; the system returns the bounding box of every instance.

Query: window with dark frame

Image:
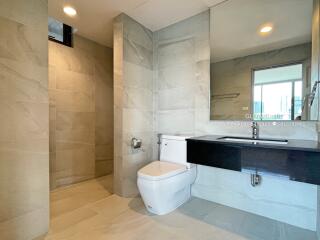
[253,63,303,121]
[48,17,73,47]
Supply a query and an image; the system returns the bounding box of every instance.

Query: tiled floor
[45,175,317,240]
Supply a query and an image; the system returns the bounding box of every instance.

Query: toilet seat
[138,161,187,181]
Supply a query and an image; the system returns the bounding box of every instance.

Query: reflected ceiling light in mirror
[260,26,272,33]
[259,24,273,36]
[63,6,77,17]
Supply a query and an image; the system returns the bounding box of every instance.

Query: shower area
[48,20,114,190]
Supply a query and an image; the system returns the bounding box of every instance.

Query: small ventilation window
[48,17,73,47]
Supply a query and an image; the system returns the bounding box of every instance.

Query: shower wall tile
[95,47,114,177]
[53,91,95,112]
[49,35,113,189]
[55,70,94,94]
[49,43,95,75]
[0,59,48,103]
[0,0,49,239]
[0,0,47,31]
[113,14,154,197]
[55,142,95,186]
[0,16,47,66]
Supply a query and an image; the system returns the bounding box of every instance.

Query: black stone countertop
[187,135,320,153]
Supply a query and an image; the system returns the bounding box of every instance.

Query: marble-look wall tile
[157,64,196,90]
[49,42,95,75]
[157,110,195,135]
[124,38,153,70]
[156,11,208,43]
[113,14,154,197]
[123,87,153,110]
[94,47,114,177]
[157,38,195,69]
[123,62,153,90]
[49,35,113,189]
[158,86,195,110]
[0,0,49,239]
[55,70,94,94]
[0,0,47,30]
[153,12,208,149]
[54,142,95,186]
[0,60,48,103]
[122,14,153,51]
[123,109,153,133]
[0,16,47,67]
[192,166,317,230]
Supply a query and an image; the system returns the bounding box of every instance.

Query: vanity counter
[187,135,320,185]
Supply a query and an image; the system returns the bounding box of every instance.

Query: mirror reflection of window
[209,0,316,121]
[253,64,303,121]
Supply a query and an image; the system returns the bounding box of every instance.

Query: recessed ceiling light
[260,25,273,33]
[63,6,77,17]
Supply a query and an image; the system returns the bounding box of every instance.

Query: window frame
[251,62,305,121]
[48,23,73,47]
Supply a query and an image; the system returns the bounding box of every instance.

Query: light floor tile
[45,175,317,240]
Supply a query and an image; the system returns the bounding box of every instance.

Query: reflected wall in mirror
[210,0,319,121]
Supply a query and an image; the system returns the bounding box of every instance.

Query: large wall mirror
[210,0,320,121]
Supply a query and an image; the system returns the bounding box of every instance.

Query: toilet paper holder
[131,138,142,149]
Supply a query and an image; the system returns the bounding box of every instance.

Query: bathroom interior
[1,0,320,239]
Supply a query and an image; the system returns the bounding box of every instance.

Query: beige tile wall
[49,35,113,190]
[0,0,49,239]
[113,14,154,197]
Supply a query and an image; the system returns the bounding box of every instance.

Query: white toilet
[137,135,196,215]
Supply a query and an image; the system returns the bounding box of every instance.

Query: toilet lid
[138,161,187,181]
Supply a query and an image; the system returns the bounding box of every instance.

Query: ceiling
[49,0,226,47]
[211,0,313,63]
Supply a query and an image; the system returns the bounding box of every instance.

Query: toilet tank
[160,135,192,168]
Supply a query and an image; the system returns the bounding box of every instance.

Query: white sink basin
[220,137,288,145]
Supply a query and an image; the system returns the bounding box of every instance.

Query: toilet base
[137,166,196,215]
[144,185,191,215]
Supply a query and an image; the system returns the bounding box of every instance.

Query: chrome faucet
[252,122,259,139]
